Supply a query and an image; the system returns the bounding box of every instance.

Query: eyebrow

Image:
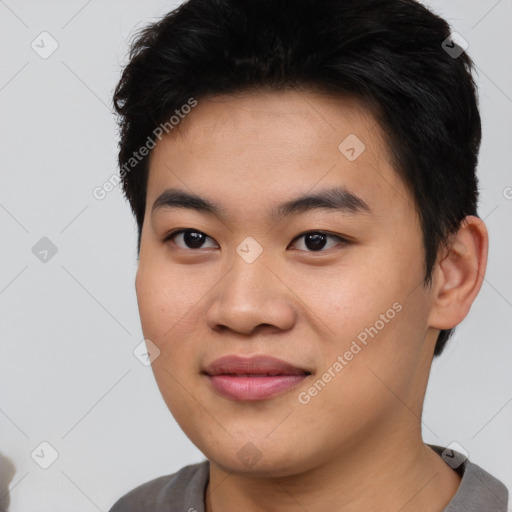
[151,186,371,221]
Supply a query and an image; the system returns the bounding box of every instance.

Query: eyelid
[288,230,350,251]
[163,228,351,253]
[162,228,219,248]
[163,228,202,242]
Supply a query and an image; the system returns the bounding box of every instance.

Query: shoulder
[108,460,210,512]
[427,444,509,511]
[448,457,509,511]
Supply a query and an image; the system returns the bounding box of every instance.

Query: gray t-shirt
[109,444,509,511]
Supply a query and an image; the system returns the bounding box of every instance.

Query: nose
[205,252,297,336]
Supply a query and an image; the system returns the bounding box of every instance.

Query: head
[113,0,487,475]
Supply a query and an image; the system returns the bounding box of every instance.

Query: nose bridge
[223,246,273,310]
[206,244,296,334]
[224,233,273,296]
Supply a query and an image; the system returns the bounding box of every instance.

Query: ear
[428,215,488,330]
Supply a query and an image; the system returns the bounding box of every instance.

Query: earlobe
[428,215,488,330]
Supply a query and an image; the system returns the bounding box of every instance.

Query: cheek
[135,263,168,340]
[296,251,430,394]
[136,257,196,335]
[135,263,203,417]
[285,259,400,343]
[135,257,212,378]
[297,307,426,448]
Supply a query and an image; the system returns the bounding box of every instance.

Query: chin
[199,434,317,478]
[210,450,308,478]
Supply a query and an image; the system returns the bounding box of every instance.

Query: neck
[205,419,461,512]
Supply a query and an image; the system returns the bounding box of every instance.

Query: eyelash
[162,229,350,253]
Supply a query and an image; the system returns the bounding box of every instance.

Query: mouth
[202,355,312,401]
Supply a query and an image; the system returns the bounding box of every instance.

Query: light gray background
[0,1,511,510]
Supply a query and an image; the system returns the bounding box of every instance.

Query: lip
[202,355,311,401]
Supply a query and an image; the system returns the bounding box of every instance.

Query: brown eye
[164,229,218,250]
[290,231,348,252]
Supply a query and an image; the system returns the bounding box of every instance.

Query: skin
[135,89,488,512]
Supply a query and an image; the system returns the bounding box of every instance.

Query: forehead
[146,89,413,220]
[165,89,381,154]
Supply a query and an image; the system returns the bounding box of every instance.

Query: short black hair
[113,0,481,357]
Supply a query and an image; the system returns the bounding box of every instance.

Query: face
[136,89,439,477]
